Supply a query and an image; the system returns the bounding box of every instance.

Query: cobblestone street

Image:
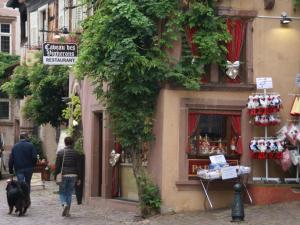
[0,179,300,225]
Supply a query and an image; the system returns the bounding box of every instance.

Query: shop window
[187,112,241,179]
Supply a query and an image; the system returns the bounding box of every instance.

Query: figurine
[230,136,237,153]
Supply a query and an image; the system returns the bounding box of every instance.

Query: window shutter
[58,0,65,29]
[71,0,77,31]
[30,11,38,46]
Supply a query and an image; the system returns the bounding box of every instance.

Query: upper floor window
[184,9,257,89]
[0,23,11,53]
[29,4,48,49]
[38,6,48,45]
[71,0,87,32]
[59,0,69,30]
[29,11,38,47]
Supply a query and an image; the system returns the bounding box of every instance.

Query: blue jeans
[59,176,76,207]
[16,167,33,193]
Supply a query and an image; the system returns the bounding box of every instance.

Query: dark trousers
[16,167,33,193]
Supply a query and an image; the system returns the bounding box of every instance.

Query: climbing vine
[75,0,230,216]
[62,94,84,154]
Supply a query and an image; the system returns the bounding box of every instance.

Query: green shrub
[28,135,45,160]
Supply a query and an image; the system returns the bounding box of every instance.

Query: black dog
[6,179,31,216]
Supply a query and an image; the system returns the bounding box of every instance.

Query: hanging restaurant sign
[42,42,77,65]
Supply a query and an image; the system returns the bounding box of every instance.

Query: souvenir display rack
[248,89,282,183]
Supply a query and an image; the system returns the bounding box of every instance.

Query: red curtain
[111,141,121,197]
[187,113,198,152]
[230,115,243,154]
[188,112,198,136]
[226,18,246,83]
[185,27,198,56]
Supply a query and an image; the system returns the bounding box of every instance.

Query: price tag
[221,166,238,180]
[296,74,300,87]
[256,77,273,89]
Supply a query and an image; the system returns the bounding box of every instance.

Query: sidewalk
[0,178,300,225]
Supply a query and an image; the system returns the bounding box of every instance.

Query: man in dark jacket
[9,132,37,192]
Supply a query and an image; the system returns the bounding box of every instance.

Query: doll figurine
[250,139,257,152]
[230,136,237,153]
[257,139,267,152]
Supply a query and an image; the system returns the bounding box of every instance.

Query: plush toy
[266,139,276,152]
[286,125,299,146]
[253,95,260,108]
[276,125,288,141]
[250,139,258,152]
[257,139,267,152]
[276,139,285,152]
[259,95,268,108]
[247,95,254,109]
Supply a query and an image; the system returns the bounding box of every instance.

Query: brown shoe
[65,207,71,217]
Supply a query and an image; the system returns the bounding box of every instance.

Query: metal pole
[264,89,268,181]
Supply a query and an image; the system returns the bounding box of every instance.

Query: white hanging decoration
[109,149,120,167]
[72,120,78,126]
[226,60,240,79]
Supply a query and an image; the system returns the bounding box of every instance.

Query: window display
[187,112,242,156]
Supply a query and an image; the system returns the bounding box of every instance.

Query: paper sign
[296,74,300,87]
[209,154,226,164]
[256,77,273,89]
[221,166,238,180]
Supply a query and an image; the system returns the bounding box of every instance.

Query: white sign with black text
[43,43,78,65]
[221,166,238,180]
[256,77,273,89]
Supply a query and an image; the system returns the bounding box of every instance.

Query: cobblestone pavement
[0,179,300,225]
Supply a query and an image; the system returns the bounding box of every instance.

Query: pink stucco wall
[70,74,113,200]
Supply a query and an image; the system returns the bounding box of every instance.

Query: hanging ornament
[226,60,240,79]
[109,149,120,167]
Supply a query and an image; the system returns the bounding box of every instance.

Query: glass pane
[1,36,10,53]
[0,102,9,119]
[1,24,10,33]
[198,115,226,139]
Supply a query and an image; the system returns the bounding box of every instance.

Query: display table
[199,176,253,209]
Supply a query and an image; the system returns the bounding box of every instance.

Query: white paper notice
[256,77,273,89]
[296,74,300,87]
[221,166,238,180]
[209,155,226,164]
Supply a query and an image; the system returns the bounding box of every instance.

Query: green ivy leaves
[0,52,19,80]
[75,0,230,147]
[1,52,69,127]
